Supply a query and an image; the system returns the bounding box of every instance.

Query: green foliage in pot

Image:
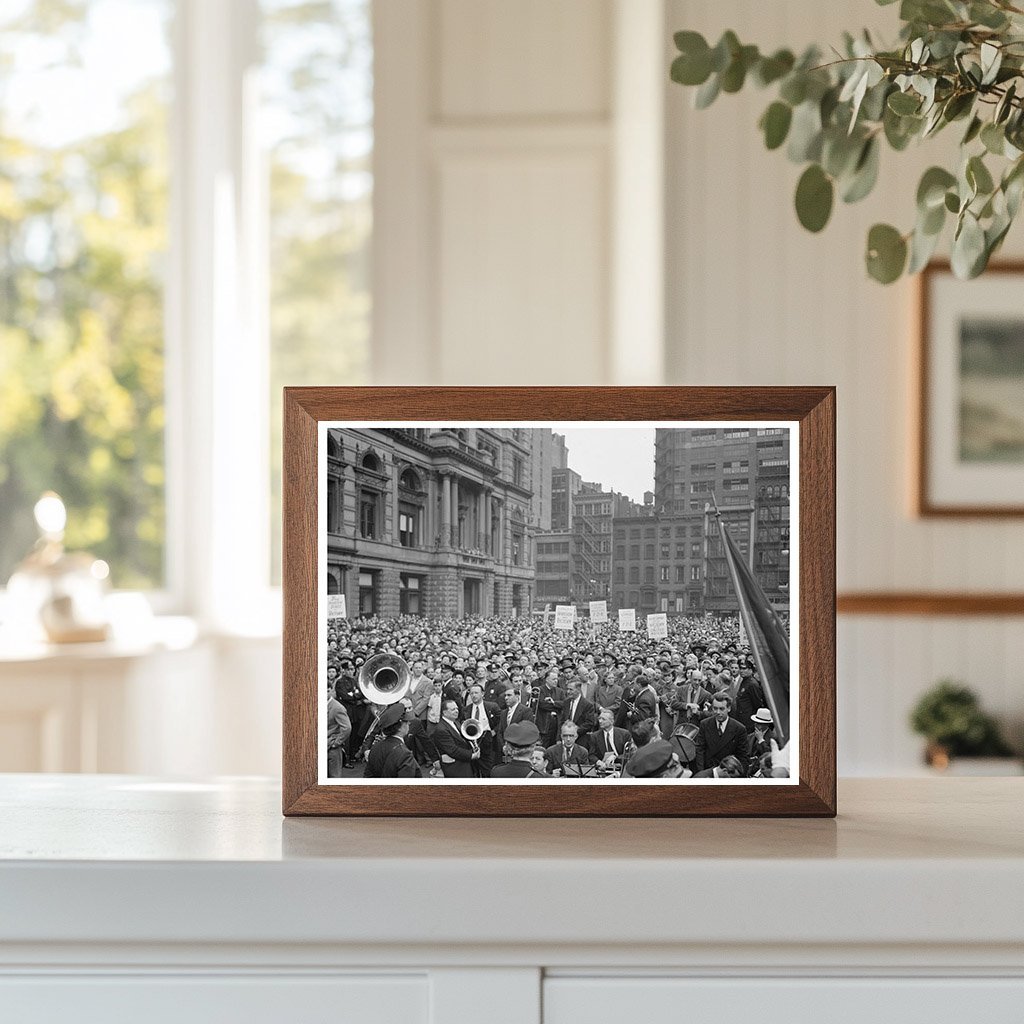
[670,0,1024,283]
[909,680,1015,756]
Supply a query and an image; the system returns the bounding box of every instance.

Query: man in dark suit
[534,668,565,748]
[431,698,479,778]
[364,705,422,778]
[495,685,533,754]
[558,677,598,746]
[734,665,766,732]
[545,722,591,775]
[587,707,630,765]
[627,674,659,728]
[694,694,749,773]
[463,682,502,775]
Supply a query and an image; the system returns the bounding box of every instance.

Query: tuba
[358,652,412,706]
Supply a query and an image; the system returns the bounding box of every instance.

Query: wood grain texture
[916,260,1024,518]
[282,387,836,817]
[838,592,1024,616]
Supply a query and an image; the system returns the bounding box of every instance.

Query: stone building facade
[326,427,536,618]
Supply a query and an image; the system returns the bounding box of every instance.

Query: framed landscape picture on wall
[282,387,836,817]
[918,262,1024,517]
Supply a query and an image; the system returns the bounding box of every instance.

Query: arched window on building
[327,433,340,458]
[399,467,421,491]
[361,450,381,472]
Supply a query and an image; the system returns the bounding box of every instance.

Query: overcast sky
[558,427,656,504]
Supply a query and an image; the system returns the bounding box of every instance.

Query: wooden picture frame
[917,261,1024,517]
[283,387,836,817]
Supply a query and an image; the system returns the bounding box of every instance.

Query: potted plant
[909,680,1019,773]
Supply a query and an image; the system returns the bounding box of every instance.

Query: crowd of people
[325,613,790,782]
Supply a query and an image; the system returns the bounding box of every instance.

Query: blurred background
[1,0,1021,778]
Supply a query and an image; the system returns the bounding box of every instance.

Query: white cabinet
[1,975,428,1024]
[1,778,1022,1023]
[545,977,1024,1023]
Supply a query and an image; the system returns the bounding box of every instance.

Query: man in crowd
[625,738,690,779]
[558,676,598,746]
[734,662,766,732]
[694,693,749,773]
[364,704,421,778]
[432,698,479,778]
[491,721,544,778]
[534,667,565,748]
[495,684,533,753]
[694,753,745,779]
[545,721,591,775]
[326,672,352,778]
[587,707,630,768]
[464,682,502,775]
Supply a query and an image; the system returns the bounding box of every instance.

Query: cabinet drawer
[544,976,1024,1023]
[0,974,427,1024]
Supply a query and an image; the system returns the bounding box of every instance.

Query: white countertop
[1,776,1022,956]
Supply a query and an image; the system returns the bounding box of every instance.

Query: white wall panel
[436,150,608,384]
[665,0,1024,773]
[438,0,610,120]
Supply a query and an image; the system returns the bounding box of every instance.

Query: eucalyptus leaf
[981,122,1005,155]
[951,212,986,278]
[760,102,793,150]
[962,115,983,145]
[980,42,1002,86]
[888,91,921,115]
[710,31,740,74]
[694,73,721,109]
[795,164,834,232]
[967,154,995,195]
[779,73,807,106]
[842,137,880,203]
[908,221,943,273]
[754,49,795,87]
[995,82,1017,124]
[787,100,823,162]
[866,223,908,283]
[970,2,1009,30]
[944,190,961,213]
[917,166,957,210]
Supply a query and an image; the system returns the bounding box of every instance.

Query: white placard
[554,605,575,630]
[589,600,608,623]
[646,612,668,639]
[618,608,636,632]
[327,594,347,619]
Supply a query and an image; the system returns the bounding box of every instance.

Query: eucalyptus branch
[670,1,1024,283]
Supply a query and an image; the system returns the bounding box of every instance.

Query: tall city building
[550,465,582,531]
[610,427,791,614]
[326,427,536,618]
[528,427,562,533]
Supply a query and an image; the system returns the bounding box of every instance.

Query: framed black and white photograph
[918,261,1024,517]
[283,387,836,816]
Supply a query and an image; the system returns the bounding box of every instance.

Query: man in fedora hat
[747,707,775,771]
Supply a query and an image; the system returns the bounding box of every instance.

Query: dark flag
[713,509,791,747]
